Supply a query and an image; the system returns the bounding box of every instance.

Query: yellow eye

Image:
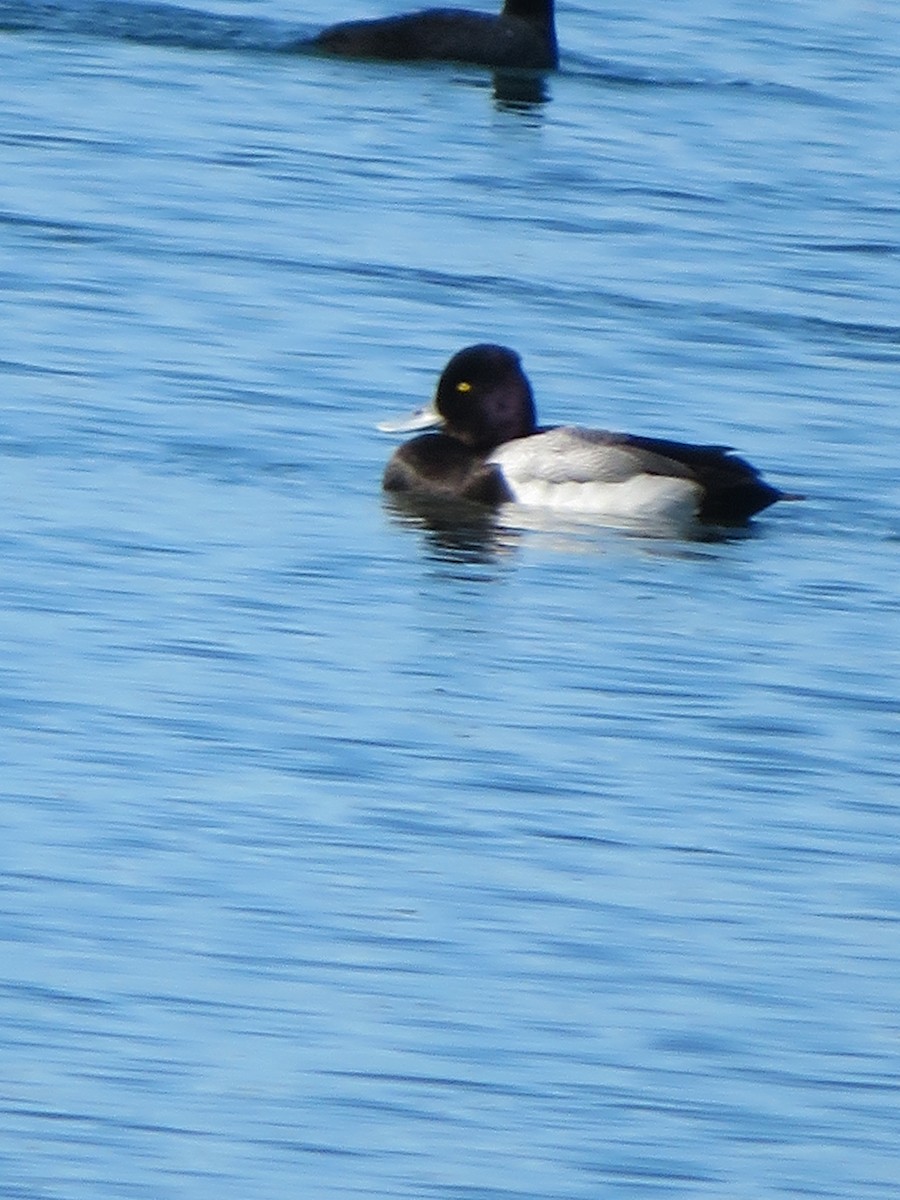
[456,381,472,393]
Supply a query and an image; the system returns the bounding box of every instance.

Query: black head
[434,344,538,451]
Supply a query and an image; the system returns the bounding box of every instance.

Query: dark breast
[383,433,514,504]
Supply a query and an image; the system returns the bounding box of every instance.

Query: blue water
[1,2,899,1197]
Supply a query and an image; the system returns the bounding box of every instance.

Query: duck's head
[380,344,538,452]
[435,344,537,450]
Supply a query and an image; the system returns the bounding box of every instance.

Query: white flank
[501,473,703,522]
[489,429,704,524]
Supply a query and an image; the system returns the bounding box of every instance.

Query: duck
[306,0,557,70]
[380,344,800,526]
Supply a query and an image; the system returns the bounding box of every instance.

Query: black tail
[620,433,799,524]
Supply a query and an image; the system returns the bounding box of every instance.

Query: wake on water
[0,0,313,51]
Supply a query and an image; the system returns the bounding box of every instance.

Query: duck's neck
[503,0,555,32]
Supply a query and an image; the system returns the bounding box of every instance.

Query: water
[1,2,899,1197]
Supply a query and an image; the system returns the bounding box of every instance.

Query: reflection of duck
[308,0,557,70]
[385,491,517,562]
[381,345,801,526]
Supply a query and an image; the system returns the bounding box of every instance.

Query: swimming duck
[380,344,799,525]
[308,0,557,70]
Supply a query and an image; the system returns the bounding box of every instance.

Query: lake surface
[1,2,899,1197]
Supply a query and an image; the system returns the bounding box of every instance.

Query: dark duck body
[309,0,557,70]
[381,345,800,526]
